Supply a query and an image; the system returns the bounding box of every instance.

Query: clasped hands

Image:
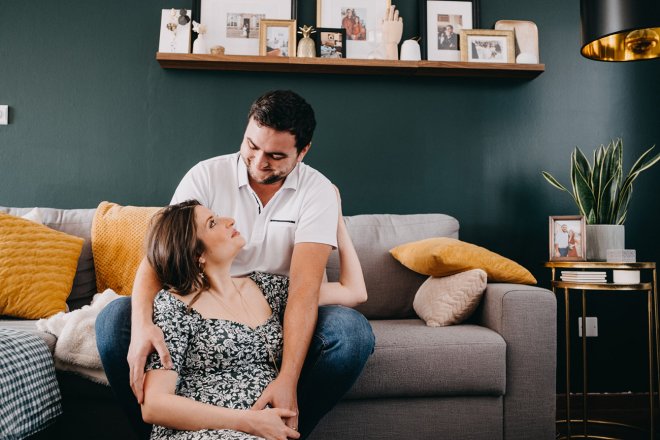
[381,5,403,60]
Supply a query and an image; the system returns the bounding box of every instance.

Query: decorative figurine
[192,21,208,54]
[381,5,403,60]
[297,25,317,58]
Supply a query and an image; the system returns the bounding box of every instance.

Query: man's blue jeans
[96,297,375,439]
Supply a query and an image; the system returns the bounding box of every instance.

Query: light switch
[0,105,8,125]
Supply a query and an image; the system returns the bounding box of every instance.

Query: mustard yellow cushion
[0,212,84,319]
[390,237,537,285]
[92,202,160,296]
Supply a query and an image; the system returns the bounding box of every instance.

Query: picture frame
[259,19,296,57]
[315,27,347,58]
[460,29,515,63]
[316,0,391,59]
[549,216,586,262]
[193,0,296,55]
[419,0,479,61]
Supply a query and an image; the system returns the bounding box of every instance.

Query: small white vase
[193,35,208,54]
[297,36,316,57]
[585,224,625,261]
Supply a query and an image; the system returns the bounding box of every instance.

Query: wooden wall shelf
[156,53,545,79]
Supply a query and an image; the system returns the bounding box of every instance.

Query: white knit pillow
[413,269,487,327]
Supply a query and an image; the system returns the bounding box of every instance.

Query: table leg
[654,268,659,437]
[649,289,654,439]
[582,289,588,438]
[565,287,571,439]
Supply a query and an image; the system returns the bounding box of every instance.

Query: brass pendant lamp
[580,0,660,61]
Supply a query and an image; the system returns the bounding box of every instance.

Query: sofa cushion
[0,207,97,309]
[327,214,460,319]
[0,212,84,319]
[390,237,537,285]
[345,319,506,399]
[413,269,487,326]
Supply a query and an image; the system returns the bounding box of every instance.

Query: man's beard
[249,169,286,185]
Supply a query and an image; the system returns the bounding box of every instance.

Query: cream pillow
[413,269,487,327]
[0,212,84,319]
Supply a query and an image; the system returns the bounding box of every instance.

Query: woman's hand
[245,408,300,440]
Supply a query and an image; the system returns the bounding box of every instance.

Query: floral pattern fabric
[146,272,289,440]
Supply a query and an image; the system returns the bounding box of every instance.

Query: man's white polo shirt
[171,152,338,276]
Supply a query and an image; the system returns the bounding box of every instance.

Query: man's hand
[128,322,173,403]
[251,375,299,432]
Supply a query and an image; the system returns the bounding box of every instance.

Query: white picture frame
[158,9,192,54]
[199,0,295,55]
[316,0,391,59]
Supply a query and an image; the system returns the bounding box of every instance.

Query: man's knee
[96,296,132,359]
[316,306,375,360]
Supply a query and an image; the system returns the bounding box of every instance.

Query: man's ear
[296,143,311,162]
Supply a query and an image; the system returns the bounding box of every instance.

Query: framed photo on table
[193,0,296,55]
[460,29,515,63]
[315,27,347,58]
[419,0,479,61]
[549,215,586,262]
[259,19,296,56]
[317,0,390,59]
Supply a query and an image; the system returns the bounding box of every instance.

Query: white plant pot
[585,224,625,261]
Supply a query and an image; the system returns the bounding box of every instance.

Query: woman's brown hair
[145,199,210,296]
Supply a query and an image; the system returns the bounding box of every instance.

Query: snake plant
[542,138,660,225]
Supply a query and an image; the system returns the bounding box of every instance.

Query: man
[96,90,375,439]
[438,24,458,50]
[555,224,570,257]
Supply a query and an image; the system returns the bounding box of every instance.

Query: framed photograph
[193,0,296,55]
[259,19,296,56]
[158,9,192,53]
[549,216,586,262]
[317,0,391,59]
[315,28,347,58]
[460,29,515,63]
[420,0,479,61]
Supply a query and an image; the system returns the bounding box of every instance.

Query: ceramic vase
[193,35,208,54]
[297,36,316,57]
[585,224,625,261]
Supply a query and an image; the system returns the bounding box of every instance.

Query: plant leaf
[615,145,660,220]
[541,171,569,192]
[572,150,596,220]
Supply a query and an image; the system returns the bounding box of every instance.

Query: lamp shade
[581,0,660,61]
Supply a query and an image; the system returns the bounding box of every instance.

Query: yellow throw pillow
[92,202,160,296]
[0,212,84,319]
[390,237,537,285]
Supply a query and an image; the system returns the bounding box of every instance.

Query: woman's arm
[142,370,299,439]
[319,188,367,307]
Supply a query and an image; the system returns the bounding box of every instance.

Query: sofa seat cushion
[345,319,506,399]
[0,319,56,353]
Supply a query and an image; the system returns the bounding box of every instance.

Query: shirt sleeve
[294,178,338,248]
[145,292,194,374]
[171,163,211,207]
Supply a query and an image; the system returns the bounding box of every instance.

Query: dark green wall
[1,0,659,392]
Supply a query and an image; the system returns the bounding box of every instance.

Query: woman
[567,229,579,257]
[140,194,367,440]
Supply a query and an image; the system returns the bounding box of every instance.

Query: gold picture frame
[259,19,297,57]
[549,215,587,262]
[459,29,515,63]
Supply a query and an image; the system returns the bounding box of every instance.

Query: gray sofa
[0,206,557,440]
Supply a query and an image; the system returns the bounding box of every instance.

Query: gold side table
[545,261,658,440]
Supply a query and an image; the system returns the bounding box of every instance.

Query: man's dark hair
[248,90,317,152]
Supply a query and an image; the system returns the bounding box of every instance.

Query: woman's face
[194,205,246,265]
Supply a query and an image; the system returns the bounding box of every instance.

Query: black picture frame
[314,27,347,58]
[419,0,480,61]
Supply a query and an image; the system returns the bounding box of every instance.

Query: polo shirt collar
[236,152,300,191]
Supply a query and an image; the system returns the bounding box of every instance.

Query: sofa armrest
[478,283,556,440]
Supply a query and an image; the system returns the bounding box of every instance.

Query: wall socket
[0,105,8,125]
[578,317,598,337]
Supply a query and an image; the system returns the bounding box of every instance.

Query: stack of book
[560,271,607,283]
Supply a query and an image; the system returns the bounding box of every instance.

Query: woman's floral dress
[146,272,288,440]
